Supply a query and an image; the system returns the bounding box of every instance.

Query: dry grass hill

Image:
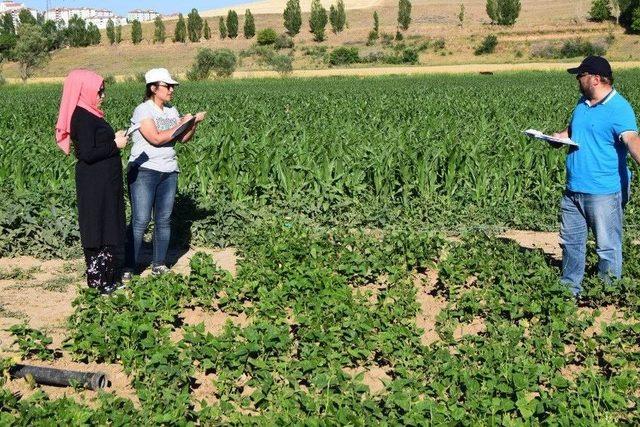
[3,0,639,81]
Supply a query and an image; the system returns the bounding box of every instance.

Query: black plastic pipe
[9,364,106,390]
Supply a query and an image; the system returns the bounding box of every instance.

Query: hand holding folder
[523,129,579,147]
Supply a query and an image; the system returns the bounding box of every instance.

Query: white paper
[523,129,579,147]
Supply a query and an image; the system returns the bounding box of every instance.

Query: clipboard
[171,117,196,140]
[523,129,579,147]
[125,123,140,137]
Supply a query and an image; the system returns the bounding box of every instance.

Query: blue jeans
[559,190,625,295]
[126,166,178,270]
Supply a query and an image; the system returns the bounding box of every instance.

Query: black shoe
[151,265,170,276]
[100,282,126,295]
[122,270,134,282]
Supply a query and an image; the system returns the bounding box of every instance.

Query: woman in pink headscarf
[55,69,128,295]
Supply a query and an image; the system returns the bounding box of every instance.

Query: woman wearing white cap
[124,68,205,278]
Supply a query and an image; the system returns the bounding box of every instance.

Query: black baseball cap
[567,56,612,78]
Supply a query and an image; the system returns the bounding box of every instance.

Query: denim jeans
[559,189,625,295]
[126,166,178,270]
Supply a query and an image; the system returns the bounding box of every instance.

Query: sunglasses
[157,83,176,90]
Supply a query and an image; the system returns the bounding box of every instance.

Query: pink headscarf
[55,69,105,155]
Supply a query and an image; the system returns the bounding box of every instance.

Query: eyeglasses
[576,72,590,80]
[157,83,176,90]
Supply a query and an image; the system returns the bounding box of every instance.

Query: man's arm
[622,131,640,165]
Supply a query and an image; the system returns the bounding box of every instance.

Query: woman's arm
[180,112,206,143]
[139,115,192,146]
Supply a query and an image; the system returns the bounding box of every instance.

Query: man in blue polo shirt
[551,56,640,295]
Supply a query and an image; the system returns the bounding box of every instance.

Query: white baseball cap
[144,68,179,85]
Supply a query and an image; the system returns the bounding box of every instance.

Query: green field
[5,72,640,258]
[2,72,640,423]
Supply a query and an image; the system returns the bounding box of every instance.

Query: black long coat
[70,106,125,249]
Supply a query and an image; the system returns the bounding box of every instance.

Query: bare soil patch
[343,365,392,394]
[172,306,250,343]
[581,305,630,337]
[453,317,487,340]
[500,229,562,260]
[414,270,447,346]
[191,370,219,410]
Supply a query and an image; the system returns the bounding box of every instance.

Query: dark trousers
[83,246,121,289]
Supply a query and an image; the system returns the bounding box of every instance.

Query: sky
[24,0,246,15]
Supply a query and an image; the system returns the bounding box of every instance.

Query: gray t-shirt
[128,100,181,173]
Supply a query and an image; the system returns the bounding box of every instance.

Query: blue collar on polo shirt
[583,88,616,108]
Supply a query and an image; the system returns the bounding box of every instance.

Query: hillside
[201,0,380,16]
[202,0,590,25]
[3,0,638,81]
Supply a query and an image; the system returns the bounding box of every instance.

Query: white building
[127,9,159,22]
[44,7,124,29]
[0,1,37,27]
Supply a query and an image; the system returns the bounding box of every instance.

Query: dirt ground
[0,246,237,405]
[0,230,623,402]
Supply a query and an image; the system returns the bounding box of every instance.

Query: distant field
[4,70,640,252]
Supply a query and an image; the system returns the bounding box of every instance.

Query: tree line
[588,0,640,32]
[0,10,104,81]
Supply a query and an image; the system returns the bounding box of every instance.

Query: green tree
[398,0,412,30]
[227,10,238,38]
[330,2,346,33]
[337,0,347,32]
[42,20,64,51]
[283,0,302,36]
[86,22,101,45]
[115,25,122,44]
[187,47,236,79]
[131,19,142,44]
[0,33,16,60]
[610,0,626,23]
[244,9,255,38]
[257,28,277,45]
[153,16,166,43]
[268,54,293,76]
[458,3,465,26]
[219,16,227,39]
[18,9,36,26]
[367,12,379,45]
[2,12,15,34]
[203,20,211,39]
[187,8,203,42]
[632,5,640,31]
[618,0,638,31]
[13,23,49,82]
[309,0,328,42]
[66,16,88,47]
[106,18,115,44]
[373,11,379,34]
[174,13,186,42]
[589,0,613,21]
[486,0,521,25]
[486,0,498,22]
